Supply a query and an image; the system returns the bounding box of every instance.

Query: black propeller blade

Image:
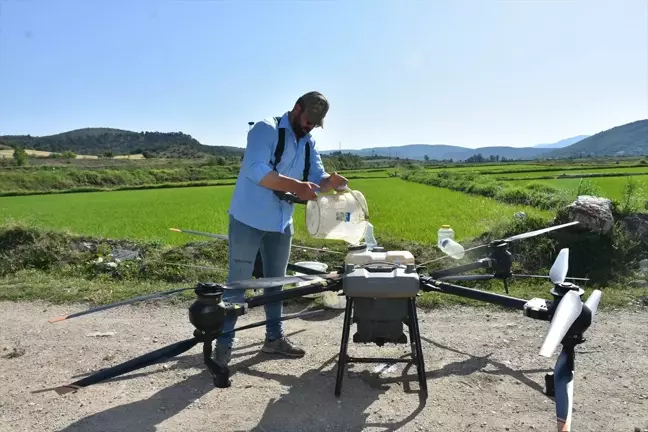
[170,227,344,254]
[416,221,581,269]
[225,273,337,290]
[48,273,336,323]
[32,337,200,395]
[437,274,495,281]
[36,309,324,395]
[48,287,196,323]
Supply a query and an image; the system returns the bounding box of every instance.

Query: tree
[13,147,27,166]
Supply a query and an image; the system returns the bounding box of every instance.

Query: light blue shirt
[228,111,329,233]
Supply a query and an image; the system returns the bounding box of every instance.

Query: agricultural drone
[38,220,601,432]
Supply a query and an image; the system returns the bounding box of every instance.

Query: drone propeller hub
[195,282,226,296]
[550,282,584,299]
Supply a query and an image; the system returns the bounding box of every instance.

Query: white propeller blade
[540,290,583,357]
[549,248,570,284]
[584,290,602,319]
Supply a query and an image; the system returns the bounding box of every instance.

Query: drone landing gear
[197,330,231,388]
[334,296,428,401]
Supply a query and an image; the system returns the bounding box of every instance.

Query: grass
[0,178,553,247]
[493,166,648,179]
[509,175,648,203]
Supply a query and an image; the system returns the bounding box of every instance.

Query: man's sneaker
[212,343,232,367]
[261,336,305,358]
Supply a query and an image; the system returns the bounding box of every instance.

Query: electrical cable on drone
[38,187,600,432]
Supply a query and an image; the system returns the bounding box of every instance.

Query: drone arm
[428,258,493,279]
[420,277,528,310]
[246,278,342,308]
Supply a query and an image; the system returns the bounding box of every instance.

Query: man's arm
[307,139,332,191]
[242,121,314,194]
[308,140,349,193]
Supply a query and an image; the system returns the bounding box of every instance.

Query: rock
[621,213,648,243]
[514,212,527,220]
[558,195,615,235]
[111,247,139,261]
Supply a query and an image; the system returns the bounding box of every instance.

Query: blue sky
[1,0,646,151]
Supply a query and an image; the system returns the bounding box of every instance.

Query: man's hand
[321,172,348,192]
[294,181,320,201]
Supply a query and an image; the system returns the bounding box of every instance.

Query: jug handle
[340,186,370,220]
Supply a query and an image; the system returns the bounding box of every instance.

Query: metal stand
[334,296,428,400]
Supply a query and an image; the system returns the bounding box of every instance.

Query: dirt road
[0,300,646,432]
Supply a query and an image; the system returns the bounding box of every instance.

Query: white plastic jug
[305,189,369,245]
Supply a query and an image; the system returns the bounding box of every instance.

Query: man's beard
[291,118,306,139]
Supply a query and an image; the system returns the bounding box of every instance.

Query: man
[214,91,348,367]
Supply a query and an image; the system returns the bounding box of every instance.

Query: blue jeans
[217,214,293,347]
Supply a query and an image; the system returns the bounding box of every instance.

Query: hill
[531,135,589,149]
[321,143,554,161]
[544,119,648,158]
[0,127,245,159]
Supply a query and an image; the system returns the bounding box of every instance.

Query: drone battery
[352,297,408,345]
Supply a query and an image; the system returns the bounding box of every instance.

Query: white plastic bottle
[439,238,465,259]
[437,225,455,248]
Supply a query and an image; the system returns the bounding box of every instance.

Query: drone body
[40,221,603,432]
[336,245,427,398]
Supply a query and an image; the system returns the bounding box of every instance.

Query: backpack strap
[271,115,311,182]
[269,115,312,205]
[302,138,311,182]
[271,116,285,171]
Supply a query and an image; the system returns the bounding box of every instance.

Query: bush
[402,170,571,211]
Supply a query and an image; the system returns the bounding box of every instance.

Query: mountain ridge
[2,119,645,161]
[320,135,588,161]
[0,127,245,158]
[544,119,648,158]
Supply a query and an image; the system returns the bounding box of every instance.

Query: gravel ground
[0,299,647,432]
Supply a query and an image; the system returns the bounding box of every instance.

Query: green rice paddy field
[416,164,648,200]
[507,176,648,202]
[0,178,551,246]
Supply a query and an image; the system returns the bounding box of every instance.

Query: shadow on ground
[57,321,552,432]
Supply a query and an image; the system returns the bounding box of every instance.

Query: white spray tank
[305,188,369,245]
[437,224,465,259]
